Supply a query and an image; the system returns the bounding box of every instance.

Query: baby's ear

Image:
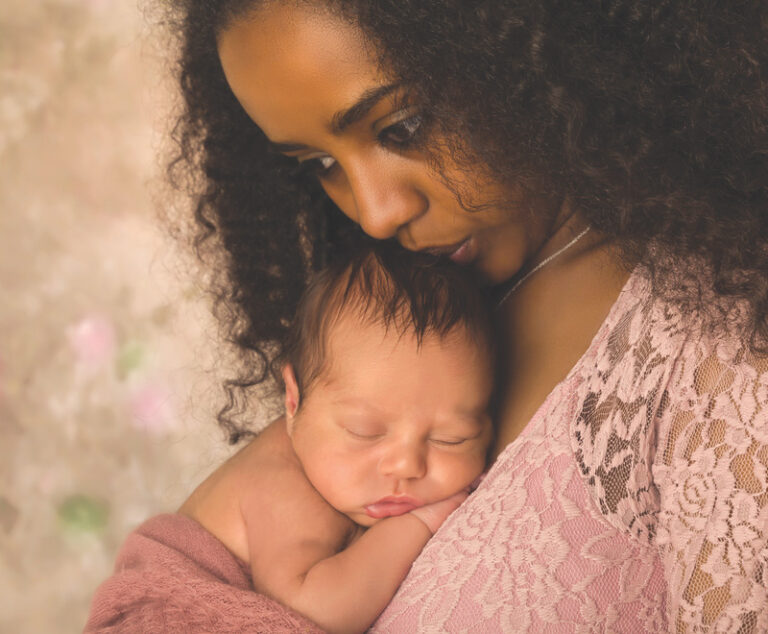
[282,363,300,435]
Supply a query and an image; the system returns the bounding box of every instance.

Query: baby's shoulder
[237,417,298,474]
[239,420,354,548]
[236,419,311,505]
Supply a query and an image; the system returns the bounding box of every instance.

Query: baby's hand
[410,490,469,534]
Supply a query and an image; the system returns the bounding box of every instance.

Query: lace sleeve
[653,346,768,632]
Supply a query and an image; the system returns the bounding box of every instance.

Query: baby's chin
[345,510,380,528]
[345,507,421,528]
[344,502,428,528]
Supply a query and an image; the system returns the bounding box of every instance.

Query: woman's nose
[344,162,428,240]
[379,442,427,481]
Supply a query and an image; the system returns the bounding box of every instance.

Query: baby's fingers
[410,490,469,534]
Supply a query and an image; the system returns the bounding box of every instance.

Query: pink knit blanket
[84,513,324,633]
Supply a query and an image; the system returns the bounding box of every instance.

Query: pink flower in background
[129,383,176,434]
[67,314,116,369]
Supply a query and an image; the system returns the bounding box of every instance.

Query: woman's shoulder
[644,294,768,631]
[648,269,768,442]
[592,261,765,403]
[571,262,768,534]
[650,288,768,483]
[596,264,768,447]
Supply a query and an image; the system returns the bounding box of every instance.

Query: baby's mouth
[364,496,421,519]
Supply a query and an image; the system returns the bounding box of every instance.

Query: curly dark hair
[163,0,768,442]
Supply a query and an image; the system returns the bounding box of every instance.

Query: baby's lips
[364,498,420,519]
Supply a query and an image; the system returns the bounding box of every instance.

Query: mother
[172,0,767,631]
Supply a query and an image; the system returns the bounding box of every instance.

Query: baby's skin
[180,310,493,633]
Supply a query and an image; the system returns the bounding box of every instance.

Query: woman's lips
[364,496,422,519]
[448,238,474,264]
[423,238,474,265]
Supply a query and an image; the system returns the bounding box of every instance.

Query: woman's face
[218,3,561,284]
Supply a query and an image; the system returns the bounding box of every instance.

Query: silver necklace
[498,226,591,307]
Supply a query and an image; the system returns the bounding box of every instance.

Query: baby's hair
[275,240,494,397]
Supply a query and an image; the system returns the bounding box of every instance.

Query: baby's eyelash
[345,428,384,441]
[430,437,467,446]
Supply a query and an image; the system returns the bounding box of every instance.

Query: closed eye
[344,427,384,441]
[430,437,468,446]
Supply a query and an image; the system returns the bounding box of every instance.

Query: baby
[179,243,495,633]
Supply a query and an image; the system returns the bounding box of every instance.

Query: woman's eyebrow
[330,82,400,134]
[268,83,401,153]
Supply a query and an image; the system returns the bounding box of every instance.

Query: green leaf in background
[57,494,109,534]
[116,340,145,380]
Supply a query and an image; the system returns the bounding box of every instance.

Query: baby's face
[286,312,493,527]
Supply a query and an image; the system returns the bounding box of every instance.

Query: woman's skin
[218,3,631,458]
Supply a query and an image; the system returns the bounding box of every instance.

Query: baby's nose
[379,443,427,480]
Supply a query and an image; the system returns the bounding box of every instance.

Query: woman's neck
[491,232,631,459]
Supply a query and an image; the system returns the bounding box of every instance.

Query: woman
[96,0,767,630]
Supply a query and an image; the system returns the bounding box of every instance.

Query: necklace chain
[498,226,591,307]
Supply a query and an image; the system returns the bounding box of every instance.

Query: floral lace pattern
[373,271,768,632]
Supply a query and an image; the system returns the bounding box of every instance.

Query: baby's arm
[244,484,465,634]
[290,493,465,634]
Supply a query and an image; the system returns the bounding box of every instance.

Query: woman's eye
[378,113,423,148]
[296,154,337,177]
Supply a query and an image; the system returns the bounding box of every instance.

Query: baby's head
[280,242,495,526]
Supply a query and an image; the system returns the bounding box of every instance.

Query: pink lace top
[373,269,768,632]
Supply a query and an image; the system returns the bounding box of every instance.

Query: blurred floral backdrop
[0,2,242,631]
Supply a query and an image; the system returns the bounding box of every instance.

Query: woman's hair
[281,240,494,399]
[164,0,768,441]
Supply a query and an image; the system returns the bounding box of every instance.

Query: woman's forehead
[217,3,384,141]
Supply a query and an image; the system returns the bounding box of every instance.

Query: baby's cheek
[435,452,485,495]
[466,455,487,486]
[459,445,487,472]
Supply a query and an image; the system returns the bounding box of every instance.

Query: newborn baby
[180,244,495,633]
